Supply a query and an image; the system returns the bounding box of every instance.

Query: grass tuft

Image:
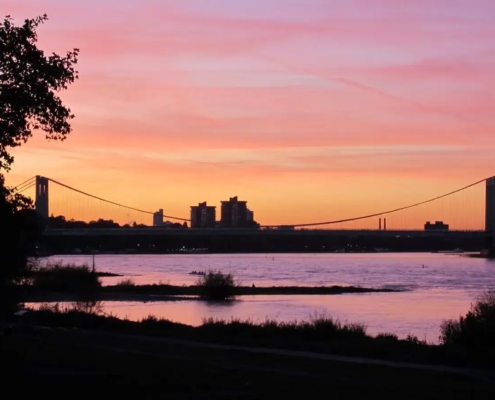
[115,278,136,289]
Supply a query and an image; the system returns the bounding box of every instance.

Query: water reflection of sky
[39,253,495,343]
[99,289,472,344]
[46,253,495,291]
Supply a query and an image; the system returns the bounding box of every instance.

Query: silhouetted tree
[88,219,120,229]
[48,216,121,229]
[0,175,43,312]
[0,15,79,170]
[0,15,78,314]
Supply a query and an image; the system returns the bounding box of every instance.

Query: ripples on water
[44,253,495,343]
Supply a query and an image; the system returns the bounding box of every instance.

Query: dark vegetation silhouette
[0,14,78,315]
[201,314,367,341]
[440,290,495,347]
[0,182,42,312]
[101,282,393,297]
[115,278,136,289]
[195,270,238,300]
[47,215,187,229]
[21,305,495,370]
[30,261,101,292]
[39,300,104,315]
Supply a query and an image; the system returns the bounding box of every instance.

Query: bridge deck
[43,228,487,237]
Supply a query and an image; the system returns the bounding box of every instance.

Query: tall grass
[32,261,101,292]
[115,278,136,289]
[440,290,495,346]
[38,300,104,315]
[196,270,237,300]
[201,313,368,341]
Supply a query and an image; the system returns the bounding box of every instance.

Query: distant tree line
[47,215,188,229]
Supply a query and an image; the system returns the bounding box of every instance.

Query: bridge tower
[486,177,495,251]
[35,175,49,219]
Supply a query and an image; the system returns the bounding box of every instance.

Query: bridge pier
[35,176,49,219]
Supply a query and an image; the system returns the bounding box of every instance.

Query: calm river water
[44,253,495,343]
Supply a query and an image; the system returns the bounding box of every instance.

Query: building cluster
[152,196,256,228]
[150,176,495,232]
[191,196,255,228]
[152,209,187,229]
[424,221,449,231]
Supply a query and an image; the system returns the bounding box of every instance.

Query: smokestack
[379,218,382,231]
[384,218,387,231]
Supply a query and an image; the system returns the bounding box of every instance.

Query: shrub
[440,290,495,347]
[196,270,237,301]
[405,334,427,346]
[32,261,101,292]
[139,315,177,330]
[375,333,399,342]
[72,301,104,315]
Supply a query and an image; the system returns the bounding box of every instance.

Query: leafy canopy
[0,15,78,312]
[0,14,79,170]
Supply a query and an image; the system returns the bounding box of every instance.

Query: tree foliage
[0,14,79,170]
[440,291,495,347]
[0,15,78,313]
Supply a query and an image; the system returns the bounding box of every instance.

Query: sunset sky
[3,0,495,227]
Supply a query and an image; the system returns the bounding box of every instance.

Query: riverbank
[4,332,493,399]
[23,284,399,303]
[6,307,495,372]
[95,271,122,277]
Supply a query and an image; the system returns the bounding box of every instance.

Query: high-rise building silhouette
[486,177,495,235]
[246,208,254,223]
[153,209,164,227]
[190,202,216,228]
[221,196,248,228]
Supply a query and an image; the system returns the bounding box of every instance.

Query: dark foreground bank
[4,289,495,398]
[6,307,495,372]
[3,332,493,400]
[2,308,495,400]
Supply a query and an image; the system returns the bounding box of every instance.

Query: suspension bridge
[10,174,495,254]
[11,174,495,232]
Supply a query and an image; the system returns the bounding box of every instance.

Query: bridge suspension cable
[261,176,491,228]
[20,174,491,228]
[15,182,36,194]
[47,177,190,222]
[11,176,36,193]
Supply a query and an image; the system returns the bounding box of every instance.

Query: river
[43,253,495,343]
